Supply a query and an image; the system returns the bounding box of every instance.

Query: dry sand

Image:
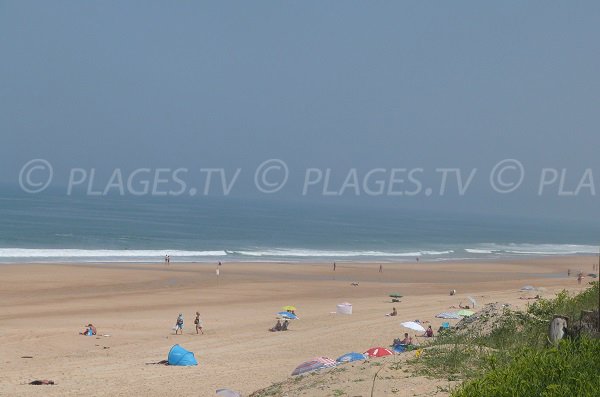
[0,257,595,396]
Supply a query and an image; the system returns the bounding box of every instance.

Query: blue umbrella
[277,311,298,320]
[336,352,366,363]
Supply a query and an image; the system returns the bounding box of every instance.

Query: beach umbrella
[436,312,460,319]
[401,321,426,332]
[468,296,477,308]
[457,309,474,317]
[277,311,298,320]
[389,293,402,298]
[520,285,536,291]
[282,305,296,311]
[291,357,336,376]
[336,352,367,363]
[364,347,394,358]
[216,389,241,397]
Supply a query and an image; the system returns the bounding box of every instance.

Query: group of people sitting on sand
[392,325,435,349]
[79,324,97,336]
[269,319,290,332]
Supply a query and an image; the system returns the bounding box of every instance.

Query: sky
[1,1,599,220]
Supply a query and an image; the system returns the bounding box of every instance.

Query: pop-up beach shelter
[168,344,198,366]
[336,302,352,315]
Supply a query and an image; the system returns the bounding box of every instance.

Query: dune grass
[410,282,599,395]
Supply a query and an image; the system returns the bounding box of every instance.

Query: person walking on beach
[577,272,583,285]
[167,255,171,265]
[379,264,383,273]
[194,312,204,334]
[218,261,222,267]
[165,255,168,265]
[175,313,184,335]
[333,262,336,271]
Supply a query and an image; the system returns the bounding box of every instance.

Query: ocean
[1,187,599,263]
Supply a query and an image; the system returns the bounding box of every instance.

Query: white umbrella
[468,296,477,308]
[520,285,536,291]
[401,321,426,332]
[216,389,241,397]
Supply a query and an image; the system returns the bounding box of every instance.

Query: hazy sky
[1,1,599,219]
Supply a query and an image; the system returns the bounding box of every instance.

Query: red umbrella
[364,347,394,357]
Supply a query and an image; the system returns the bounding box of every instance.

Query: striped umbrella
[291,357,336,376]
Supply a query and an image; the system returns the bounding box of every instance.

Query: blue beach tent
[168,344,198,366]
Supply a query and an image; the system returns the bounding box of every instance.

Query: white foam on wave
[0,248,226,258]
[465,249,495,254]
[465,244,597,256]
[228,249,453,258]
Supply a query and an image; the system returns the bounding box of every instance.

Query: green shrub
[528,281,599,320]
[452,337,600,397]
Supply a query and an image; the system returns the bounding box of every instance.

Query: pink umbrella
[364,347,394,357]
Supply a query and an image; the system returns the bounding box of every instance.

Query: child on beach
[194,312,204,334]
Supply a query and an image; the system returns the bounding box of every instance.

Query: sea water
[1,187,598,263]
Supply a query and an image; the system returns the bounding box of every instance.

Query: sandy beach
[0,257,595,396]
